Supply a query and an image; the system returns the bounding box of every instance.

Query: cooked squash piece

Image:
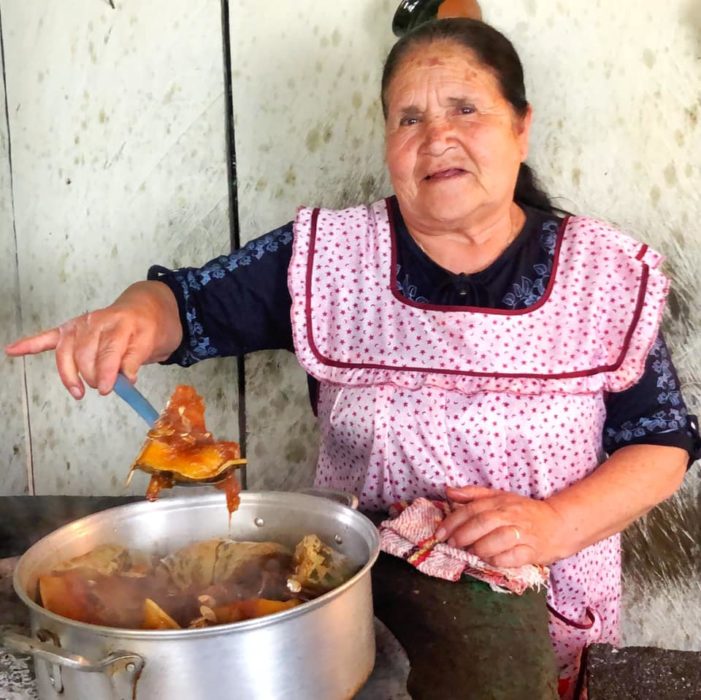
[238,598,302,619]
[143,598,181,630]
[127,385,246,510]
[39,574,93,624]
[211,598,301,624]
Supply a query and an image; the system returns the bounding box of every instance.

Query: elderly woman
[7,18,699,695]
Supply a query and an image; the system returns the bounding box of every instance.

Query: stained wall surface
[0,0,238,495]
[0,29,28,495]
[229,0,396,490]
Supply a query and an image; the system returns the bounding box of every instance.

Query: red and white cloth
[288,198,669,685]
[379,498,549,594]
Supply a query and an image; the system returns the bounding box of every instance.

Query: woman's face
[384,41,531,230]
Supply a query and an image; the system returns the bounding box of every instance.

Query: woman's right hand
[4,281,183,399]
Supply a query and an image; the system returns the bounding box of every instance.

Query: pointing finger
[5,328,61,356]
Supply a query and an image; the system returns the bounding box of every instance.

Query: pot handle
[1,630,144,697]
[2,630,144,674]
[297,488,359,510]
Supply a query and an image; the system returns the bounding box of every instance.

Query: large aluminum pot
[3,491,380,700]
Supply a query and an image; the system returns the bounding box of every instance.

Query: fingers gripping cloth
[379,498,549,594]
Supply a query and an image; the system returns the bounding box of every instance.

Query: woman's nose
[423,118,454,154]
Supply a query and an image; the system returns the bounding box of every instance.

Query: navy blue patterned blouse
[149,197,700,465]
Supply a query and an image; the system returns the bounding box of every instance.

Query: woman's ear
[516,104,533,162]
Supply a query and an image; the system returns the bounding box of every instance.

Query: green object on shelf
[371,551,559,699]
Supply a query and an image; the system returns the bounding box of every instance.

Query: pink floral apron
[288,199,669,684]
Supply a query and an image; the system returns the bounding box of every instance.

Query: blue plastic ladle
[113,373,242,486]
[113,373,160,427]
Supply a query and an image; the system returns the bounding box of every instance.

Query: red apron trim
[547,603,596,630]
[304,207,651,380]
[388,203,570,316]
[636,243,648,261]
[557,677,572,698]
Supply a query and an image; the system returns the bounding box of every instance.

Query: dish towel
[379,498,549,595]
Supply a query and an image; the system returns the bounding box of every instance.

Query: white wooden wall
[0,24,28,494]
[0,0,238,495]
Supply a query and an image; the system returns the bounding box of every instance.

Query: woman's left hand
[435,485,568,567]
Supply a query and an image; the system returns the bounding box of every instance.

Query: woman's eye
[458,105,476,115]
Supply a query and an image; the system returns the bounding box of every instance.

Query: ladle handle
[113,373,159,427]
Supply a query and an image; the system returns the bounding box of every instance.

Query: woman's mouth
[425,168,467,181]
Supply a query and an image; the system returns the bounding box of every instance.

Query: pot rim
[13,491,380,639]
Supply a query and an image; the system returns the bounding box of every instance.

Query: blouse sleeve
[147,222,295,366]
[603,334,701,467]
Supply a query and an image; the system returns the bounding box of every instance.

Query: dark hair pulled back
[381,18,558,215]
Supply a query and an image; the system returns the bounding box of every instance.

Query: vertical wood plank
[229,0,396,490]
[2,0,237,495]
[0,9,29,495]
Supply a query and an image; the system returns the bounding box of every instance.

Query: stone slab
[586,643,701,700]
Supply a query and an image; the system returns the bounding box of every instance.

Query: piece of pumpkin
[212,598,301,623]
[39,573,93,623]
[127,386,246,505]
[239,598,302,619]
[41,571,160,628]
[142,598,181,630]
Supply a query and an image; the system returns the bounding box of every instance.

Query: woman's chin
[418,187,481,220]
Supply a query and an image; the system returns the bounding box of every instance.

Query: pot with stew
[1,491,379,700]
